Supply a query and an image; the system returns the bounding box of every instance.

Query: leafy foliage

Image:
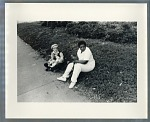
[66,22,137,44]
[40,21,137,44]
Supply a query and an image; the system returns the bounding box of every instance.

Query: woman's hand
[74,60,88,64]
[71,55,78,60]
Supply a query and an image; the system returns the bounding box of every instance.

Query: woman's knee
[68,62,74,67]
[74,63,82,70]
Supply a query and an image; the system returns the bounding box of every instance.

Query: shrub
[65,21,137,44]
[41,21,72,29]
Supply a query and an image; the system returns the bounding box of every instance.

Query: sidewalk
[17,36,90,102]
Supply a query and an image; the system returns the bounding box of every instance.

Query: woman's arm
[50,52,54,60]
[74,60,88,64]
[71,54,88,64]
[57,52,64,63]
[71,55,78,60]
[48,52,54,62]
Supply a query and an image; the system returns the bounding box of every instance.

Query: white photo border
[5,3,147,118]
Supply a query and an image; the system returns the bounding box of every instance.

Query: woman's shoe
[57,76,66,82]
[69,82,76,88]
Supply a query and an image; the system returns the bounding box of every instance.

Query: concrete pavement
[17,36,90,102]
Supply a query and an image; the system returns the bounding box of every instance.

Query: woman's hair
[78,40,86,47]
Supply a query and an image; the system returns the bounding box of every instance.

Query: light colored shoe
[57,76,66,82]
[69,82,76,89]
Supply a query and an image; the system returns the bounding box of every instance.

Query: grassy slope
[17,22,137,102]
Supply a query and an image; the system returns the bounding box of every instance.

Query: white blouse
[77,47,95,63]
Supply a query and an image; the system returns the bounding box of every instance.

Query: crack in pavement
[17,80,57,96]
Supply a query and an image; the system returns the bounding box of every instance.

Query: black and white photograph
[17,21,137,103]
[5,3,147,118]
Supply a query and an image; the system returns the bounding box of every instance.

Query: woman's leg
[71,63,95,82]
[62,62,74,78]
[69,63,95,88]
[51,62,63,72]
[71,64,82,83]
[57,62,74,81]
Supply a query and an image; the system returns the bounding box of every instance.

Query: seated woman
[44,44,64,72]
[57,40,95,88]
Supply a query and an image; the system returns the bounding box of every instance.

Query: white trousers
[63,61,95,83]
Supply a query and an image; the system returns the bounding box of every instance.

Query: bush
[41,21,72,29]
[65,21,137,44]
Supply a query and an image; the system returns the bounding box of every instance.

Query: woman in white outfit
[57,40,95,88]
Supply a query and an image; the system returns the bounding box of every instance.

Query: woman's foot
[57,76,67,82]
[69,82,76,88]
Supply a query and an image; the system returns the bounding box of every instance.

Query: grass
[17,22,137,102]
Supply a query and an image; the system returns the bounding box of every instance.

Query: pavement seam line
[17,80,57,96]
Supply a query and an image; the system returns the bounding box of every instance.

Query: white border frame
[5,3,147,118]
